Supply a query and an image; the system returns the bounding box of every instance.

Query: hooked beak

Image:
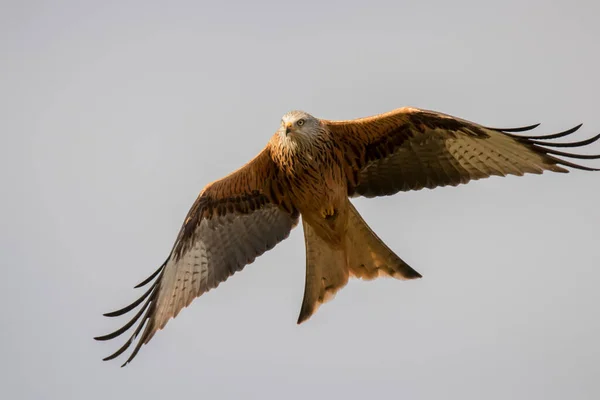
[285,122,293,135]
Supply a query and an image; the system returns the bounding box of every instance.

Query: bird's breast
[270,136,347,213]
[289,160,347,223]
[270,140,349,244]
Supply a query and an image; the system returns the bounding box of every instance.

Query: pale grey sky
[2,1,600,399]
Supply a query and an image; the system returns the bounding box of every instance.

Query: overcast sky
[2,1,600,399]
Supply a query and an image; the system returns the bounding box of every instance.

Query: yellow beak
[285,122,293,135]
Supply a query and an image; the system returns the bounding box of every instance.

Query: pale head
[279,110,321,141]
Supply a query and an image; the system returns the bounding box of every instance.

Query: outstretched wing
[95,148,299,366]
[323,107,600,197]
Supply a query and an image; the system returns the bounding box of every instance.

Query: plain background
[2,1,599,399]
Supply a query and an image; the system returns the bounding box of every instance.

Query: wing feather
[324,107,599,197]
[95,148,299,366]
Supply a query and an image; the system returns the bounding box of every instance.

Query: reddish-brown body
[96,107,599,366]
[268,127,349,247]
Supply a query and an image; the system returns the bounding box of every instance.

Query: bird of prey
[95,106,599,366]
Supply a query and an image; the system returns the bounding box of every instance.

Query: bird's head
[279,110,321,141]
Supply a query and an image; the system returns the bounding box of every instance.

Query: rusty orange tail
[297,201,421,324]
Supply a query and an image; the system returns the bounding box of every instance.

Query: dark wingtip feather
[134,259,167,288]
[529,132,600,148]
[96,260,166,365]
[532,145,600,160]
[491,123,541,133]
[98,296,155,364]
[119,314,156,367]
[94,297,152,341]
[111,308,154,365]
[102,339,134,361]
[121,332,148,367]
[507,123,583,140]
[102,285,155,317]
[550,157,600,171]
[498,123,599,172]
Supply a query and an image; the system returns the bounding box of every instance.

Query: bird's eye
[297,119,305,126]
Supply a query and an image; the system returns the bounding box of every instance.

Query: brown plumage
[95,107,599,366]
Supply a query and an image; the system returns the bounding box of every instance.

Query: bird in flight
[95,107,599,366]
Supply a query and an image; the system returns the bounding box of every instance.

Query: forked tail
[297,201,421,324]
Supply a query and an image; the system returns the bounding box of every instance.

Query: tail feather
[297,201,421,324]
[345,201,422,281]
[298,219,349,324]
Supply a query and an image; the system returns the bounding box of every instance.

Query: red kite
[95,107,599,366]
